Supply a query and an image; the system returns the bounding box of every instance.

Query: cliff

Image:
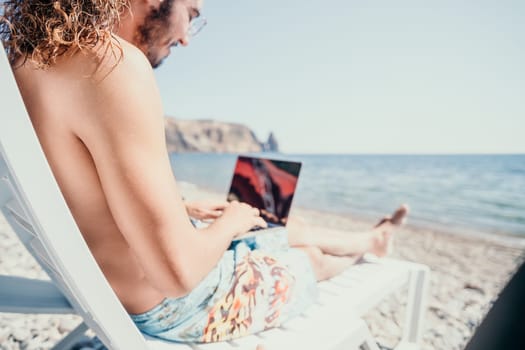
[164,118,279,153]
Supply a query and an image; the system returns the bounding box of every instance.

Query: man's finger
[255,217,267,228]
[209,201,229,209]
[207,209,223,218]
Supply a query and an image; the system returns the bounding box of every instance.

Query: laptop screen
[227,156,301,227]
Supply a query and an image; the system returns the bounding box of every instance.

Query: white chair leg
[51,322,89,350]
[396,264,430,350]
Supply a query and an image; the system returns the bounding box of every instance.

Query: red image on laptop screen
[227,156,302,227]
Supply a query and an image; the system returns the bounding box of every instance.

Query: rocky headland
[164,118,279,153]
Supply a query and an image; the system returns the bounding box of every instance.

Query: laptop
[227,155,302,241]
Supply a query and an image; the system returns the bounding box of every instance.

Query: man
[1,0,407,343]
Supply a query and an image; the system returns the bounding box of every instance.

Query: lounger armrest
[0,275,74,314]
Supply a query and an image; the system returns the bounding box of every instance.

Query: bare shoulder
[96,38,154,83]
[88,38,159,101]
[72,38,165,137]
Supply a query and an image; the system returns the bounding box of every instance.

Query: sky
[154,0,525,154]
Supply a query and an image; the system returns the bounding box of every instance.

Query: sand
[1,182,524,350]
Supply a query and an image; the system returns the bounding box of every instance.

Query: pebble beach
[1,183,524,350]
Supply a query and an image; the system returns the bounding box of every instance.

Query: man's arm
[185,199,230,220]
[74,41,265,297]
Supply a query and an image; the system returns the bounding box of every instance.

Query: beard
[134,0,175,68]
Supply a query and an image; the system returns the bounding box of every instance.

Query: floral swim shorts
[130,229,318,343]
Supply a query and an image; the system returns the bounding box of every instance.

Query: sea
[169,153,525,241]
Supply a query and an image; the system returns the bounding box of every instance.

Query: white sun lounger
[0,41,430,350]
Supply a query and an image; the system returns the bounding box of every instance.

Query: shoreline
[1,181,524,349]
[178,181,525,249]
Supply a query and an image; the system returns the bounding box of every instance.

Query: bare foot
[370,204,409,257]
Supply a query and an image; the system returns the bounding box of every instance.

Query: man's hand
[210,201,267,238]
[185,199,229,220]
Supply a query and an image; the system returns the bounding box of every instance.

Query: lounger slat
[328,274,360,287]
[0,179,12,206]
[191,342,236,350]
[225,335,262,349]
[3,202,38,240]
[253,328,300,347]
[145,338,194,350]
[318,280,348,295]
[299,303,325,318]
[0,155,8,177]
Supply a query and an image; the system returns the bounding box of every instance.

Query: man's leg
[298,245,359,281]
[288,205,409,258]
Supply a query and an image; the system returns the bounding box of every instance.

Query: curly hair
[0,0,130,68]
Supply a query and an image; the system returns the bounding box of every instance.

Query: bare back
[13,43,166,313]
[12,38,261,316]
